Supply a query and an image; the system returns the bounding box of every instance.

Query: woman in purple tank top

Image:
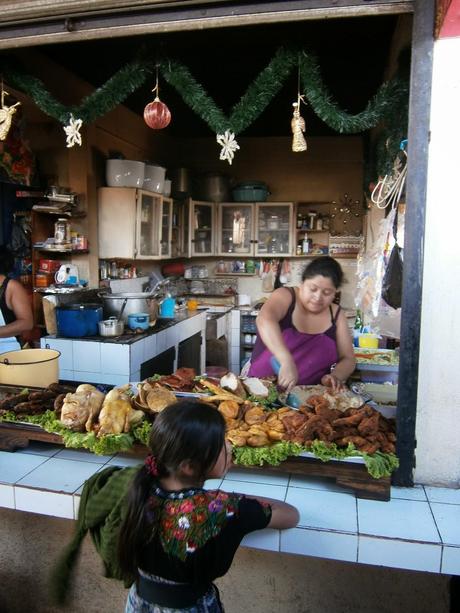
[248,257,355,392]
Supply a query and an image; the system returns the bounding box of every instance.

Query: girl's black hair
[301,256,344,289]
[117,400,226,579]
[0,246,14,275]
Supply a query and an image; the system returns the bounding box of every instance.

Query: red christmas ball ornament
[144,97,171,130]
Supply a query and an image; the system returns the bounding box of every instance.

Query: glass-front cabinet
[216,203,254,256]
[136,192,172,259]
[189,200,215,256]
[216,202,294,256]
[255,203,294,256]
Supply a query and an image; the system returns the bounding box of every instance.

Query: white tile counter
[40,310,206,384]
[1,444,459,576]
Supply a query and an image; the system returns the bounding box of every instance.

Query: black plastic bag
[382,243,403,309]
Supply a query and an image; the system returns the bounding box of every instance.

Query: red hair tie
[145,454,159,477]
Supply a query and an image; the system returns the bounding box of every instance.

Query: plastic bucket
[0,348,60,387]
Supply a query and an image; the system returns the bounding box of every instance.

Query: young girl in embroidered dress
[118,400,299,612]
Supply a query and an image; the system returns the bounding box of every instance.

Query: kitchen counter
[0,443,459,576]
[40,310,207,385]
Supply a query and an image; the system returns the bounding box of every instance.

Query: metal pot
[170,167,192,199]
[98,292,158,323]
[195,173,231,202]
[98,317,125,337]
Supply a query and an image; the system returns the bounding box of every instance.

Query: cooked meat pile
[0,382,76,418]
[223,394,396,454]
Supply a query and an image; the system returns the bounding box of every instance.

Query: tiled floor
[1,443,459,576]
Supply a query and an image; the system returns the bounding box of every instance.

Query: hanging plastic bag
[382,242,403,309]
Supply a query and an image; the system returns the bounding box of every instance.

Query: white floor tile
[357,498,440,543]
[281,527,358,562]
[226,468,289,486]
[15,486,74,519]
[425,486,460,505]
[358,536,442,573]
[391,485,427,501]
[219,479,287,501]
[289,475,354,494]
[0,483,14,509]
[16,442,62,457]
[286,488,357,533]
[16,457,105,493]
[430,502,460,546]
[441,545,460,575]
[55,448,114,463]
[242,528,280,552]
[107,455,142,468]
[0,451,47,484]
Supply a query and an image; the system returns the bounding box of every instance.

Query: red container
[39,259,61,273]
[161,262,185,277]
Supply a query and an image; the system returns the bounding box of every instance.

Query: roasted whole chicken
[96,384,144,436]
[60,384,105,432]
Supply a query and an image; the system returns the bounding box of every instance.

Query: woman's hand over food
[278,359,298,392]
[321,373,345,393]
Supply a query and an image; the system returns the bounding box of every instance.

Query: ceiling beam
[0,1,414,50]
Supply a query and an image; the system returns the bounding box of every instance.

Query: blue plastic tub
[56,304,103,337]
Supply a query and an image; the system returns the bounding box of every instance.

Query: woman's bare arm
[255,288,298,390]
[321,308,356,391]
[0,280,34,339]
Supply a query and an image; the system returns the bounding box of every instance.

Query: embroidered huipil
[138,487,271,587]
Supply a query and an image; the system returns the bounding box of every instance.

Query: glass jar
[54,218,70,244]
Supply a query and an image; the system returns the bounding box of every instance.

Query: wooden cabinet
[216,202,294,257]
[98,187,173,259]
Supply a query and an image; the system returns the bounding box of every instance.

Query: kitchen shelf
[215,272,256,276]
[36,248,89,255]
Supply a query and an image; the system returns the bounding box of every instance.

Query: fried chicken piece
[331,427,359,441]
[303,416,334,442]
[314,403,342,422]
[225,418,243,431]
[244,406,267,425]
[247,433,270,447]
[332,411,365,427]
[218,400,240,419]
[276,406,296,417]
[226,429,251,447]
[357,412,380,437]
[267,429,284,441]
[335,435,371,450]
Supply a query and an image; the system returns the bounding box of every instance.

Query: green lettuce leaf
[132,420,154,446]
[232,441,304,466]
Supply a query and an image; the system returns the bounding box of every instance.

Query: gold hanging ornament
[291,64,307,153]
[0,82,21,141]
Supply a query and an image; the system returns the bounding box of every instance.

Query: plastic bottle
[302,233,309,254]
[353,309,363,347]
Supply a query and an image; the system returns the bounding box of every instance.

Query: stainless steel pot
[195,173,230,202]
[98,292,158,323]
[98,317,125,337]
[170,167,192,199]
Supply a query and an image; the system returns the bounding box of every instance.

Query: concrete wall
[415,35,460,486]
[0,508,450,613]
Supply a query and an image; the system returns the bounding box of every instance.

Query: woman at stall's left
[0,245,34,353]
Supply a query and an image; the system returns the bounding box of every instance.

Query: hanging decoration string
[0,46,408,166]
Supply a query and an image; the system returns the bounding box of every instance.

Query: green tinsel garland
[1,47,408,176]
